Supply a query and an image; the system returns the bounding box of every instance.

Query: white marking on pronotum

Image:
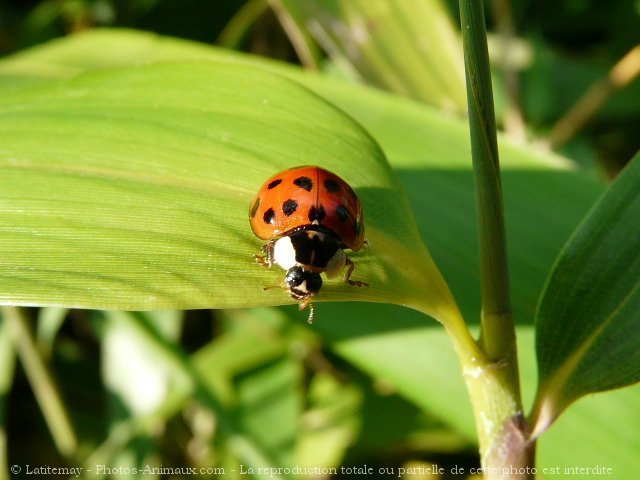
[273,236,297,270]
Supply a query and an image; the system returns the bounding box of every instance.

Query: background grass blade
[282,0,467,111]
[0,313,15,480]
[532,152,640,436]
[2,307,77,456]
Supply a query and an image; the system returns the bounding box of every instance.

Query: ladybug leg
[343,258,369,287]
[255,241,275,268]
[298,297,315,324]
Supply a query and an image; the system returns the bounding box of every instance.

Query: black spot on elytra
[335,204,349,222]
[282,199,298,216]
[250,197,260,218]
[268,178,282,189]
[308,205,326,223]
[324,178,341,193]
[294,176,313,191]
[263,208,276,224]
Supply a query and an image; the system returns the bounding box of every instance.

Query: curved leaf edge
[531,151,640,437]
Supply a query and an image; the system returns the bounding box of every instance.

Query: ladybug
[249,166,367,322]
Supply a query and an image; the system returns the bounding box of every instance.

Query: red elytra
[249,166,365,251]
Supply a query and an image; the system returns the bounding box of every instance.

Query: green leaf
[517,327,640,480]
[531,152,640,436]
[0,60,458,327]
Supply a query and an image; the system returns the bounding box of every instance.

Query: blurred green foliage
[1,1,639,479]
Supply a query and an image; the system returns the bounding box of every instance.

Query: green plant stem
[459,0,511,359]
[458,1,533,477]
[1,306,77,458]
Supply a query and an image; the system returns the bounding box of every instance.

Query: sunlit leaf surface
[0,61,455,317]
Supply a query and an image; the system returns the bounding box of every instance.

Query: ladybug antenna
[306,302,315,324]
[298,296,315,324]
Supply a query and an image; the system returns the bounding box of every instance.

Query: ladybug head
[284,266,322,300]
